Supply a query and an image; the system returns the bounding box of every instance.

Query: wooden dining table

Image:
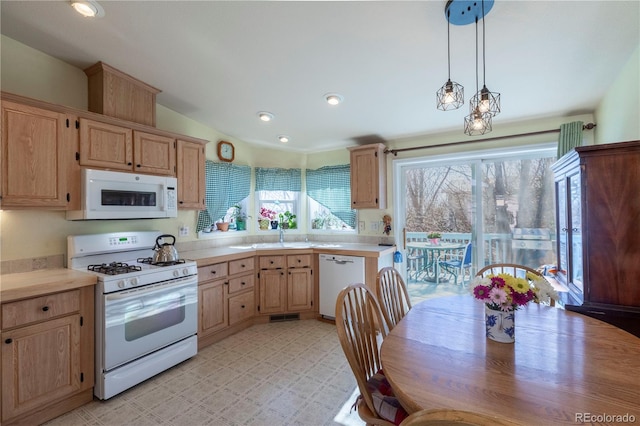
[380,295,640,425]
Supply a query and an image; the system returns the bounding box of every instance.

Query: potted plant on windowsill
[258,207,277,230]
[233,204,249,231]
[279,211,297,229]
[427,232,441,245]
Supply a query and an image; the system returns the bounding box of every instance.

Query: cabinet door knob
[5,338,12,344]
[241,305,245,309]
[212,270,216,274]
[127,162,133,166]
[241,282,246,286]
[42,306,49,312]
[136,164,141,168]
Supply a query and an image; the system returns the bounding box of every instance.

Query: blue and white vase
[485,305,515,343]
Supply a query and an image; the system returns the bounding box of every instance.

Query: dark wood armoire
[552,140,640,337]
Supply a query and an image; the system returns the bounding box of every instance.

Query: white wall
[595,45,640,144]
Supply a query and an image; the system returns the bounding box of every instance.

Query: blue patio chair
[438,242,472,285]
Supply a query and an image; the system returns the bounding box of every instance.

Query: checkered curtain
[196,161,251,232]
[255,167,302,191]
[305,165,355,228]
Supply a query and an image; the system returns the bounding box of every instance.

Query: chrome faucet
[279,226,285,243]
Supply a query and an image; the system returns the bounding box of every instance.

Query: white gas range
[67,231,198,400]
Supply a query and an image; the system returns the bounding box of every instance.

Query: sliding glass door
[394,144,557,292]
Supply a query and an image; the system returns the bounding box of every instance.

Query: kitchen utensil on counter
[153,234,179,264]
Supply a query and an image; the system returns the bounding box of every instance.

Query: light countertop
[1,269,97,303]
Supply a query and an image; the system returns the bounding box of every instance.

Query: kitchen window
[255,167,301,230]
[306,165,356,233]
[196,161,251,232]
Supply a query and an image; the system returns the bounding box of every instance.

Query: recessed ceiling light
[278,135,289,143]
[257,111,274,122]
[324,93,344,106]
[70,0,105,18]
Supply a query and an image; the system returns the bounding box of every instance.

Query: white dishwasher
[319,254,365,319]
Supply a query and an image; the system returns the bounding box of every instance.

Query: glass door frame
[392,143,557,282]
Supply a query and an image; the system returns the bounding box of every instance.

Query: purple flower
[473,285,491,300]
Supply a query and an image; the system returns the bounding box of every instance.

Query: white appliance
[67,231,198,400]
[66,169,178,220]
[319,254,365,319]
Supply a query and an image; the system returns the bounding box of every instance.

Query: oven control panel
[109,236,139,247]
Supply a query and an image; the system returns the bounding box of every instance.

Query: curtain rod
[384,123,596,156]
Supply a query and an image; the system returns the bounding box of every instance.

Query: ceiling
[1,1,638,153]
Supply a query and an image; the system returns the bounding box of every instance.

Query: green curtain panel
[197,161,251,232]
[306,164,356,228]
[255,167,302,191]
[557,121,584,158]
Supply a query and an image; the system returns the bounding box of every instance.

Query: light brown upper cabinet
[349,143,387,209]
[177,139,205,209]
[79,118,175,176]
[1,101,72,208]
[85,61,160,127]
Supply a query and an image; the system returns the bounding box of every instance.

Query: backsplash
[1,254,64,275]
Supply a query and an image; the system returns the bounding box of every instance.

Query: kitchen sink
[230,242,343,250]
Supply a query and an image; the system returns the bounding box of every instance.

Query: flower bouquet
[471,272,559,343]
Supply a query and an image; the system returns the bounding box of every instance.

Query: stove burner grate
[137,257,186,267]
[88,262,142,275]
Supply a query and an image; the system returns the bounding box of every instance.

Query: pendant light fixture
[470,0,500,116]
[464,17,492,136]
[436,8,464,111]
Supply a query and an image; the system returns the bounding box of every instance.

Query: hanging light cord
[481,0,486,87]
[447,10,451,80]
[475,17,479,100]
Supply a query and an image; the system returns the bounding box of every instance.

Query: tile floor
[45,320,364,426]
[44,280,460,426]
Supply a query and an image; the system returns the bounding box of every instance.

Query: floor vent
[270,313,300,322]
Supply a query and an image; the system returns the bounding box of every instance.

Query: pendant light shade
[436,9,464,111]
[437,79,464,111]
[464,108,492,136]
[470,85,500,116]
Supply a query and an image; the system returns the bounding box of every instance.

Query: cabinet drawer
[287,254,312,268]
[228,291,255,325]
[259,256,285,270]
[2,290,80,329]
[198,263,228,283]
[229,257,255,275]
[228,273,255,294]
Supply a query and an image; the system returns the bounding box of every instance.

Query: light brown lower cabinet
[198,257,255,348]
[0,286,94,425]
[258,253,314,315]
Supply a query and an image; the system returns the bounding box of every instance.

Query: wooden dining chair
[475,263,555,307]
[377,267,412,330]
[335,283,408,426]
[399,408,518,426]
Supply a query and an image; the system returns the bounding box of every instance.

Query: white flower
[532,277,559,304]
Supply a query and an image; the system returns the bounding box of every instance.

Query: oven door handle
[104,276,197,301]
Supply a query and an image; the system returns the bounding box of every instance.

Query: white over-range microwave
[66,169,178,220]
